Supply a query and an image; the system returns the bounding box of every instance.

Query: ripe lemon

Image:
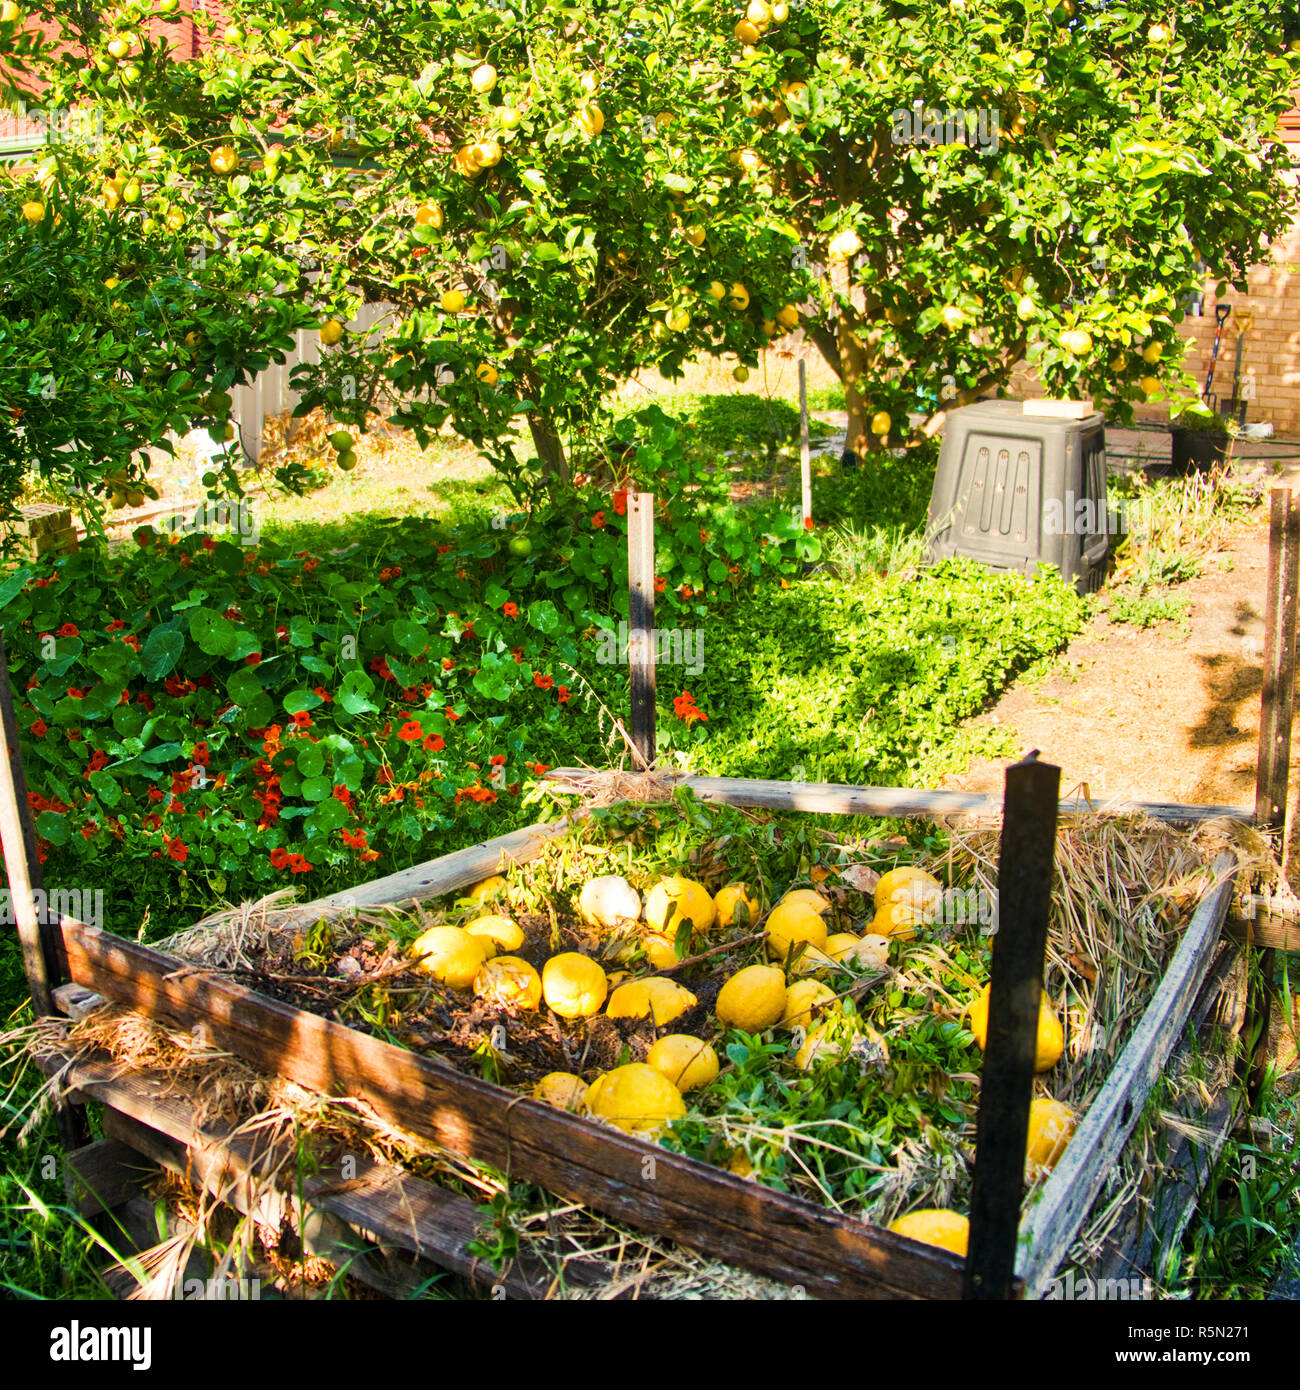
[647,1034,719,1091]
[870,410,892,436]
[473,139,502,168]
[645,876,716,935]
[1141,341,1163,365]
[474,955,542,1009]
[726,282,750,311]
[734,19,760,44]
[875,866,942,913]
[467,874,507,901]
[607,977,697,1027]
[542,953,608,1018]
[824,932,863,962]
[868,897,924,941]
[795,1019,888,1069]
[577,104,605,137]
[732,366,750,383]
[464,914,524,954]
[684,226,706,247]
[888,1210,969,1256]
[706,280,727,301]
[780,888,830,915]
[470,62,497,94]
[579,874,642,930]
[1140,375,1162,398]
[533,1071,588,1111]
[776,303,800,330]
[765,900,828,961]
[411,925,489,990]
[828,228,862,261]
[1026,1097,1076,1170]
[727,1148,756,1178]
[780,979,836,1029]
[585,1063,685,1136]
[414,201,444,228]
[966,984,1064,1072]
[715,963,787,1030]
[1060,328,1093,356]
[1110,353,1128,373]
[441,289,467,313]
[319,319,344,346]
[476,362,499,386]
[714,882,760,930]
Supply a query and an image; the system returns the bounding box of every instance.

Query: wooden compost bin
[5,485,1300,1299]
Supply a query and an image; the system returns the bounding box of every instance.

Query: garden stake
[964,750,1061,1299]
[627,489,656,769]
[799,359,812,530]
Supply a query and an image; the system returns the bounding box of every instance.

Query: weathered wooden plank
[266,817,578,932]
[37,1049,589,1300]
[56,919,965,1300]
[66,1138,158,1218]
[52,982,109,1020]
[965,754,1060,1299]
[1014,854,1238,1297]
[543,769,1251,826]
[627,490,656,769]
[1226,911,1300,952]
[1255,488,1298,827]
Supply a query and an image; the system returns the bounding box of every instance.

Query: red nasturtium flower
[612,489,628,516]
[166,837,189,863]
[105,619,124,632]
[437,544,451,555]
[511,646,524,662]
[502,602,519,618]
[269,847,290,870]
[57,622,79,638]
[341,827,368,850]
[245,652,262,666]
[423,734,445,753]
[528,761,550,776]
[313,686,333,703]
[445,706,461,721]
[291,710,313,730]
[673,691,709,725]
[30,718,47,739]
[191,742,211,766]
[533,673,554,691]
[654,576,666,593]
[489,754,506,767]
[557,686,571,704]
[591,511,606,528]
[397,720,425,742]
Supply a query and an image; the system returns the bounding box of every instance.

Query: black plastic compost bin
[924,400,1109,595]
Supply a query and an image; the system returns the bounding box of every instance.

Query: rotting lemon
[541,952,609,1019]
[887,1209,969,1256]
[1026,1097,1076,1170]
[715,963,787,1031]
[714,881,761,930]
[609,931,679,971]
[474,955,542,1009]
[578,874,642,930]
[779,979,836,1030]
[607,976,697,1028]
[410,925,489,991]
[832,933,890,969]
[644,875,716,935]
[765,899,828,961]
[874,866,942,914]
[647,1034,719,1092]
[794,1019,888,1070]
[966,984,1064,1072]
[584,1063,686,1136]
[533,1071,588,1112]
[464,914,524,954]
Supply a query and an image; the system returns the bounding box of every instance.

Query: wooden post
[1249,488,1298,1098]
[799,359,812,529]
[0,632,58,1016]
[964,751,1061,1300]
[627,489,656,769]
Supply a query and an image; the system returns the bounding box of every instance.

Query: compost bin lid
[945,398,1105,434]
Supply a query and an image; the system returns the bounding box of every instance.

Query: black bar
[965,752,1061,1299]
[627,490,656,769]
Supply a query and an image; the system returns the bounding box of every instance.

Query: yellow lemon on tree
[645,875,716,935]
[441,289,467,314]
[714,881,761,930]
[1026,1097,1076,1170]
[706,280,727,301]
[476,362,499,386]
[715,963,787,1031]
[470,62,497,94]
[464,914,524,954]
[647,1034,719,1092]
[607,977,697,1028]
[585,1063,685,1136]
[828,228,862,261]
[888,1209,969,1256]
[411,925,489,991]
[414,201,444,228]
[209,145,239,175]
[734,19,760,44]
[870,410,892,436]
[1140,375,1162,398]
[726,282,750,311]
[966,984,1064,1072]
[684,226,706,247]
[1060,328,1093,356]
[319,319,345,346]
[542,952,608,1018]
[577,104,605,137]
[1110,353,1128,373]
[1141,340,1163,365]
[533,1071,588,1111]
[732,365,750,383]
[780,979,836,1029]
[776,303,800,330]
[474,955,542,1009]
[472,139,502,168]
[765,899,828,960]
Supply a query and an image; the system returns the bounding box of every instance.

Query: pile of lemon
[406,860,1077,1252]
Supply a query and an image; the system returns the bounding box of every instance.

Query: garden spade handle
[1203,304,1231,407]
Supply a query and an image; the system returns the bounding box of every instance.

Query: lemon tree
[30,0,802,502]
[726,0,1300,461]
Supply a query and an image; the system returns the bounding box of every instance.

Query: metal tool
[1226,310,1254,425]
[1203,303,1232,408]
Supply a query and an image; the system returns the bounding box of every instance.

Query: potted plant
[1169,405,1233,473]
